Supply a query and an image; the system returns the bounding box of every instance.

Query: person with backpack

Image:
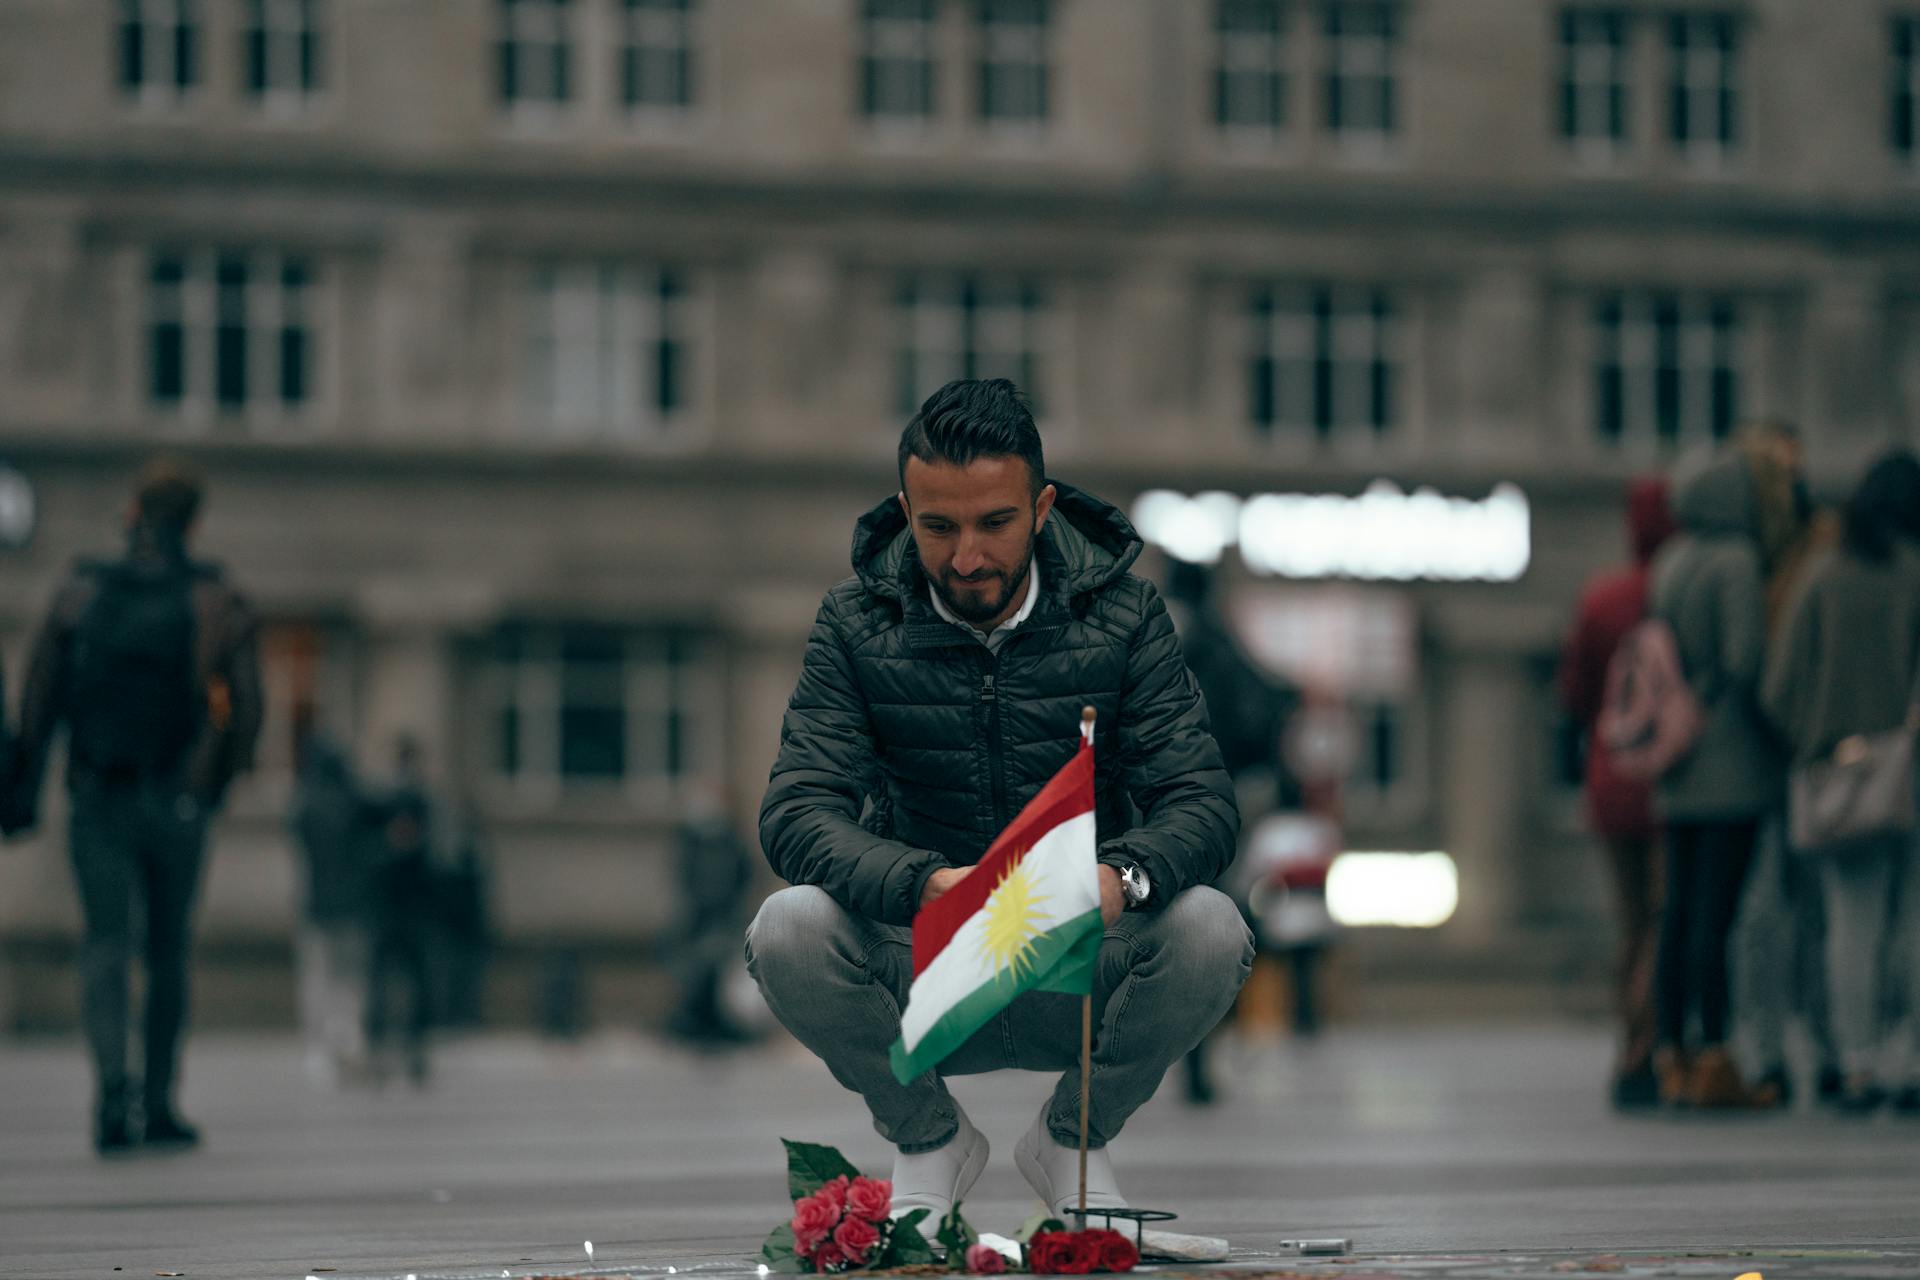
[9,458,263,1154]
[1557,474,1676,1108]
[1761,450,1920,1113]
[1642,450,1782,1108]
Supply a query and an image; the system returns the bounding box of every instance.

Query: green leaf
[936,1203,980,1259]
[881,1212,936,1267]
[1014,1211,1067,1243]
[760,1224,806,1273]
[781,1138,863,1201]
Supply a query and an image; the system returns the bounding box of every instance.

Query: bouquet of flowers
[759,1140,1141,1275]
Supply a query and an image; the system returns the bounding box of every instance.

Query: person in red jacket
[1559,475,1677,1108]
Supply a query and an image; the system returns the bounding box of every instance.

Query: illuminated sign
[1132,481,1530,582]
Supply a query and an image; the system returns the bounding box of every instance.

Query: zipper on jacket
[982,661,1007,831]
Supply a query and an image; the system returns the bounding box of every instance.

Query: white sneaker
[1013,1106,1127,1219]
[890,1104,990,1234]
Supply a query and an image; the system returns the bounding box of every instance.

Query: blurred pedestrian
[1729,422,1841,1107]
[289,731,376,1088]
[1647,449,1781,1108]
[665,784,755,1047]
[1762,450,1920,1113]
[1558,474,1676,1108]
[437,806,492,1030]
[9,458,262,1153]
[365,734,435,1086]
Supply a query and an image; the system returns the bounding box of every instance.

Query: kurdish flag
[889,722,1103,1084]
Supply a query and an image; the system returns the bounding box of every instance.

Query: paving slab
[1,1026,1916,1280]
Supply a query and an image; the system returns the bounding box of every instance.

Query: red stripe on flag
[911,741,1095,977]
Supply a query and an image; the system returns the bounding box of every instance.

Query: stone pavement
[2,1026,1917,1280]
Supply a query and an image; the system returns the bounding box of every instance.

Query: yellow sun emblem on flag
[978,858,1050,983]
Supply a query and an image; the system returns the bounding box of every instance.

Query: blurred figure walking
[365,734,435,1086]
[1647,450,1781,1108]
[665,785,756,1047]
[1762,451,1920,1113]
[290,732,376,1088]
[1559,474,1676,1108]
[10,459,262,1153]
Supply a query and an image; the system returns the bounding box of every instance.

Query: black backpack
[66,561,202,777]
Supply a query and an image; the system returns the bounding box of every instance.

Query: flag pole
[1078,705,1096,1220]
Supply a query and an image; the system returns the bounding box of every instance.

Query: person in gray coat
[1762,450,1920,1113]
[1648,450,1783,1107]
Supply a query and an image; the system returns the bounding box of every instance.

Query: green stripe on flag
[890,908,1104,1085]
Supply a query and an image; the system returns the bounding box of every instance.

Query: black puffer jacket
[759,482,1239,925]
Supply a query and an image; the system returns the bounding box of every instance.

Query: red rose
[810,1242,846,1273]
[1088,1229,1138,1273]
[832,1215,880,1267]
[814,1176,852,1214]
[791,1190,841,1257]
[965,1244,1008,1274]
[1028,1231,1100,1275]
[846,1175,892,1223]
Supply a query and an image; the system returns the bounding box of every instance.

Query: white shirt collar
[929,560,1041,649]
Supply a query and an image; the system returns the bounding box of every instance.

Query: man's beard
[933,535,1035,626]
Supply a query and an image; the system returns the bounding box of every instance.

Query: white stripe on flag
[897,811,1098,1054]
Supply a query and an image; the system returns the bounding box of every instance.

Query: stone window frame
[892,270,1049,419]
[118,0,201,105]
[975,0,1052,128]
[498,0,577,118]
[1665,10,1743,167]
[1214,0,1290,143]
[1894,14,1919,164]
[1557,7,1632,164]
[1246,282,1400,447]
[522,261,693,442]
[146,246,321,432]
[860,0,941,126]
[1321,0,1399,153]
[1590,289,1742,452]
[483,623,717,804]
[242,0,325,114]
[617,0,697,117]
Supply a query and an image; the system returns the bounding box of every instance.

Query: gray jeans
[1818,832,1920,1083]
[746,884,1253,1153]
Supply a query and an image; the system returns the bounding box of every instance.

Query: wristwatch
[1107,860,1152,910]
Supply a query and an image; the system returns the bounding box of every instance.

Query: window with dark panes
[1592,291,1740,449]
[1559,9,1630,151]
[499,0,573,108]
[977,0,1049,124]
[119,0,199,98]
[244,0,323,105]
[1323,0,1397,142]
[1215,0,1288,137]
[146,249,317,420]
[1248,284,1396,441]
[895,272,1047,417]
[525,263,690,439]
[862,0,938,121]
[489,625,709,791]
[1668,12,1740,157]
[620,0,695,111]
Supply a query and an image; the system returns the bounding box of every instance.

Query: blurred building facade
[0,0,1916,1029]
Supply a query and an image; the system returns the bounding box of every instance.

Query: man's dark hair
[133,456,204,535]
[897,379,1045,497]
[1842,449,1920,563]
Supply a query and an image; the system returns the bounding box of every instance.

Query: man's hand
[1098,863,1124,926]
[919,866,971,909]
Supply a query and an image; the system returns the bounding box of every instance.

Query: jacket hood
[850,480,1143,607]
[1671,453,1758,542]
[1626,474,1677,565]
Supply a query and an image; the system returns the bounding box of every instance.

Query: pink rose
[846,1176,892,1223]
[791,1189,841,1257]
[832,1215,880,1267]
[815,1175,852,1214]
[966,1243,1008,1274]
